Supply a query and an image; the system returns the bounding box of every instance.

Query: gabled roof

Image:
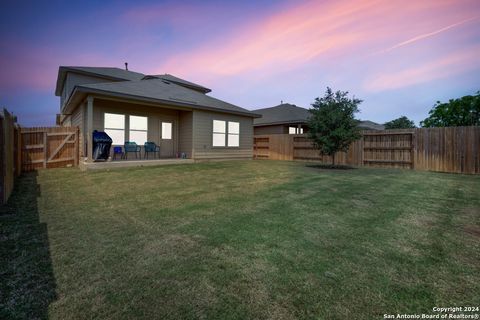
[143,74,211,93]
[55,66,145,96]
[67,78,260,118]
[357,120,385,131]
[253,103,310,126]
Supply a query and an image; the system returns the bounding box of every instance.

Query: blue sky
[1,0,479,126]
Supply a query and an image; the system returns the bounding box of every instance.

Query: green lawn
[1,161,479,320]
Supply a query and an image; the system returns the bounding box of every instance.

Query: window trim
[161,122,173,140]
[104,113,125,145]
[212,120,240,148]
[129,115,148,145]
[212,120,226,147]
[227,121,240,147]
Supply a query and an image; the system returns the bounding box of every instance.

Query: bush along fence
[254,126,480,174]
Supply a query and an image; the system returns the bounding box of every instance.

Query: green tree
[421,92,480,127]
[307,87,362,165]
[384,116,416,129]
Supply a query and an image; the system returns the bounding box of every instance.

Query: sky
[0,0,479,127]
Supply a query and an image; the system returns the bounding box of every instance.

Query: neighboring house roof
[253,103,310,126]
[357,120,385,131]
[143,74,211,93]
[66,78,260,118]
[55,66,145,96]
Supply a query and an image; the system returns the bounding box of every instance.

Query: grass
[1,160,479,320]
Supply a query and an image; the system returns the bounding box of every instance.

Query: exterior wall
[70,97,254,161]
[254,124,288,135]
[192,110,253,160]
[70,103,85,157]
[92,99,187,158]
[178,111,193,158]
[61,115,72,127]
[61,73,116,111]
[254,123,309,135]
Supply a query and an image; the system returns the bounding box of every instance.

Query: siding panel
[92,99,182,158]
[178,111,193,158]
[192,110,253,159]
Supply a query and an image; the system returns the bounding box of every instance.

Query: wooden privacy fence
[0,109,21,204]
[21,126,79,172]
[254,126,480,174]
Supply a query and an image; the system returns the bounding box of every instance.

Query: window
[228,121,239,147]
[212,120,226,146]
[162,122,172,139]
[289,126,303,134]
[212,120,240,147]
[129,115,148,145]
[104,113,125,145]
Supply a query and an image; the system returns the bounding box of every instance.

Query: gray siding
[61,73,116,111]
[192,110,253,160]
[70,104,85,157]
[254,124,287,135]
[254,123,308,135]
[92,99,183,158]
[178,111,193,158]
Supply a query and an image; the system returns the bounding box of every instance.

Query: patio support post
[86,96,94,162]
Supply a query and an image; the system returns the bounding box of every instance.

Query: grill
[92,130,113,161]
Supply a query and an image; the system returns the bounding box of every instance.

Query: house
[253,103,385,135]
[55,66,260,164]
[356,120,385,131]
[253,103,310,135]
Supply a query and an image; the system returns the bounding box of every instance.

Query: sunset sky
[1,0,479,126]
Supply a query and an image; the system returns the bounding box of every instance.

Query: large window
[162,122,172,140]
[129,115,148,145]
[104,113,125,145]
[212,120,226,147]
[228,121,239,147]
[212,120,240,147]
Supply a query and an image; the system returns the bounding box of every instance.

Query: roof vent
[124,62,128,71]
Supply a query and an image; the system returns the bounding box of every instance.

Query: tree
[421,92,480,127]
[384,116,416,129]
[307,87,362,165]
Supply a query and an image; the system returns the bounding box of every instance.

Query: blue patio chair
[113,146,124,160]
[124,142,141,159]
[144,142,160,159]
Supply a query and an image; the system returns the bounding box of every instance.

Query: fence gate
[21,127,79,171]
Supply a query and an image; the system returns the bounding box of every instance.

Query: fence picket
[253,127,480,174]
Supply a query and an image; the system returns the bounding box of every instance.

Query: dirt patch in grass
[306,164,356,170]
[464,225,480,238]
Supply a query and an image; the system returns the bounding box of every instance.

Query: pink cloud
[156,0,479,85]
[364,45,480,91]
[376,16,480,54]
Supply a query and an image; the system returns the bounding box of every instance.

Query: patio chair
[144,142,160,159]
[112,146,124,160]
[124,142,141,159]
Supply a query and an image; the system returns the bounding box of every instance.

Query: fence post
[43,131,47,169]
[0,111,4,204]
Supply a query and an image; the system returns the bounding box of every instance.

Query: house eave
[54,67,132,96]
[63,86,262,118]
[253,120,309,127]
